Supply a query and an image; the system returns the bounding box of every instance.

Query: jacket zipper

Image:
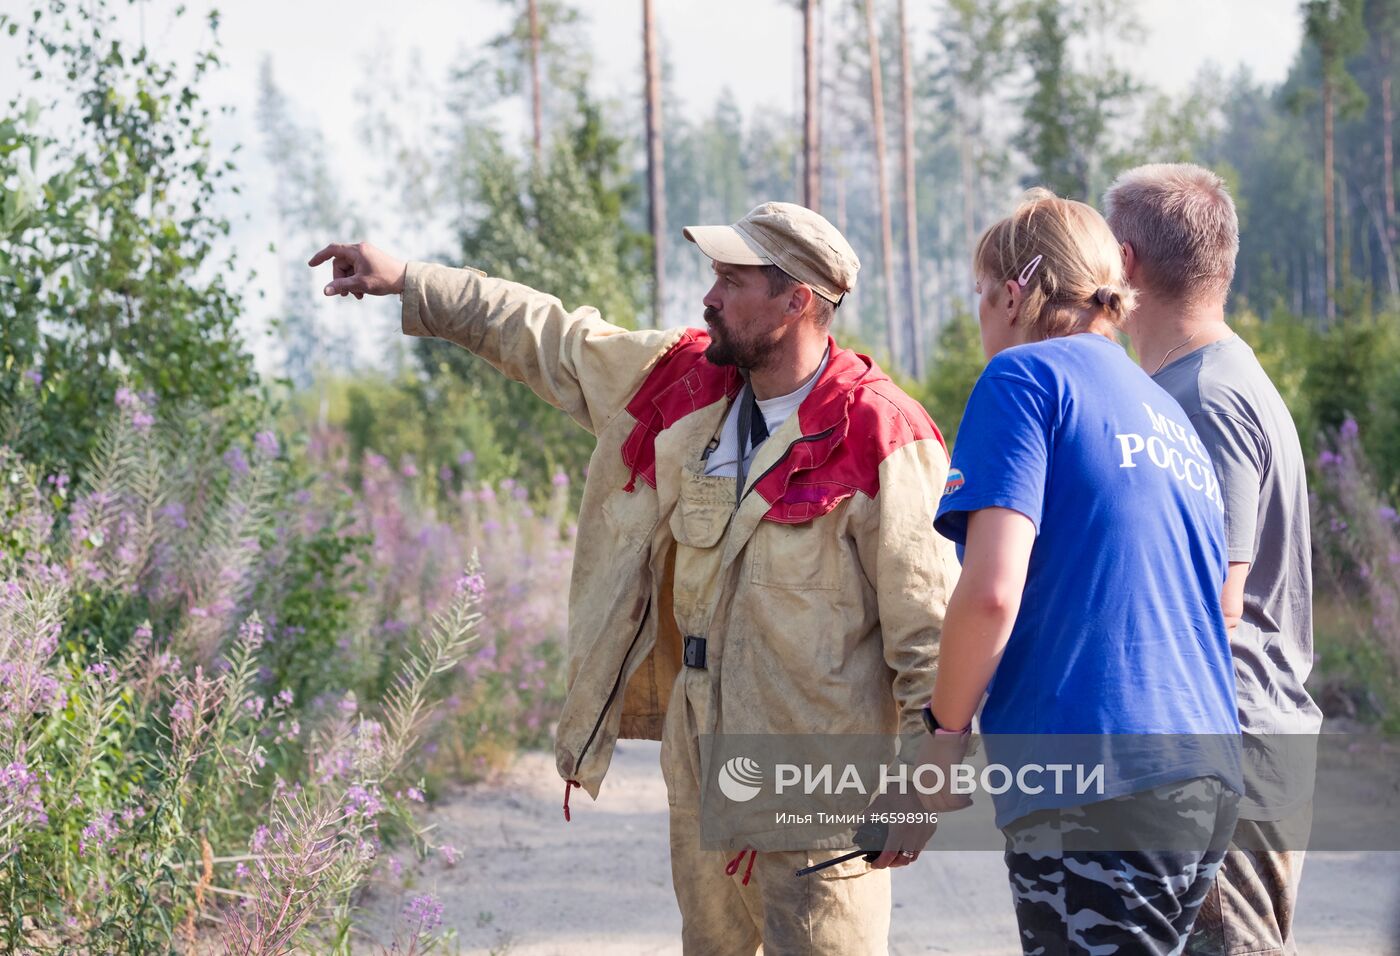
[572,426,834,778]
[572,594,653,778]
[739,426,837,505]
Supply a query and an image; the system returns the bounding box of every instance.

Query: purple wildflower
[79,811,120,857]
[238,616,265,650]
[403,894,444,932]
[223,446,250,477]
[253,430,280,460]
[454,570,487,600]
[343,784,384,818]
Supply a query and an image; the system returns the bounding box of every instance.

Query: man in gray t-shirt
[1107,164,1319,956]
[1154,340,1322,795]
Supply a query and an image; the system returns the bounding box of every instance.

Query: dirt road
[358,740,1400,955]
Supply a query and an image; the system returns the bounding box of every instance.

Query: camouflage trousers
[1002,776,1240,955]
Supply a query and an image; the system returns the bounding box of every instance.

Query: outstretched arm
[309,242,683,435]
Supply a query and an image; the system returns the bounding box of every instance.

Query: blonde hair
[974,189,1136,340]
[1103,163,1238,306]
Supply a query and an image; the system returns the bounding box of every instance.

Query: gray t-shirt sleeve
[1190,411,1264,563]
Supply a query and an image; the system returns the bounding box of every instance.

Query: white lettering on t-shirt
[1115,403,1223,512]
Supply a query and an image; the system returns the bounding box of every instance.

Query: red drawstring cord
[724,847,757,886]
[563,779,579,822]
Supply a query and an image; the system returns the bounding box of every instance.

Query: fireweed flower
[79,811,120,857]
[403,894,444,932]
[253,430,280,460]
[343,784,384,818]
[238,615,266,651]
[0,754,48,829]
[223,446,250,477]
[454,571,487,600]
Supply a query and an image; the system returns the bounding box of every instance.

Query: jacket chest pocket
[669,467,734,634]
[749,519,842,591]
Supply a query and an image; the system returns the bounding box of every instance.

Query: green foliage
[1234,308,1400,496]
[1016,0,1142,201]
[414,88,648,492]
[1303,0,1367,93]
[0,2,261,480]
[915,308,986,445]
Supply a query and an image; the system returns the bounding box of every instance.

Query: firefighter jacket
[401,263,960,804]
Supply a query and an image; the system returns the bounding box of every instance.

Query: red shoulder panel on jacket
[620,330,739,492]
[618,335,947,523]
[754,366,948,524]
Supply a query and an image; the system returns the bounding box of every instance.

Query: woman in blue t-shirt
[910,191,1241,955]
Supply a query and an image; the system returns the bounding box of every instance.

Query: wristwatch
[921,704,970,737]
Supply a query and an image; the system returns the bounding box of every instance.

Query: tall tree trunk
[957,101,977,260]
[803,0,821,210]
[642,0,665,329]
[1385,34,1397,244]
[864,0,900,369]
[1324,77,1337,324]
[897,0,922,378]
[528,0,543,164]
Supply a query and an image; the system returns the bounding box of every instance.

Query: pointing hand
[307,241,407,299]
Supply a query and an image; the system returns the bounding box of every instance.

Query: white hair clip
[1017,254,1044,287]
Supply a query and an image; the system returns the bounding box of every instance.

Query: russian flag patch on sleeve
[943,468,965,496]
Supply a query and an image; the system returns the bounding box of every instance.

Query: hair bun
[1094,286,1118,307]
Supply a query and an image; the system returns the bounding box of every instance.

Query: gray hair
[1103,163,1239,306]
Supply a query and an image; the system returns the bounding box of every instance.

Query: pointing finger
[308,243,353,268]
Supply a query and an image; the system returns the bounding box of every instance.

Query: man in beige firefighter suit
[310,202,958,954]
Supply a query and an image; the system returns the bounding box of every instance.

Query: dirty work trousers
[1185,807,1312,956]
[660,685,891,955]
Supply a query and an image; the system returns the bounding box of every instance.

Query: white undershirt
[704,348,831,478]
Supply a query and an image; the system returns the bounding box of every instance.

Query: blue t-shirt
[934,334,1242,825]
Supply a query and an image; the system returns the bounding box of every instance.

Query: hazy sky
[4,0,1306,370]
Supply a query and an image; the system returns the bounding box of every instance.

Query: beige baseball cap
[683,202,860,304]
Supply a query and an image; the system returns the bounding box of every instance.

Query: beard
[703,307,778,369]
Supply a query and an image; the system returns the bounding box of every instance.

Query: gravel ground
[355,740,1400,955]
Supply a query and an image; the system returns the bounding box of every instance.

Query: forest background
[2,0,1399,951]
